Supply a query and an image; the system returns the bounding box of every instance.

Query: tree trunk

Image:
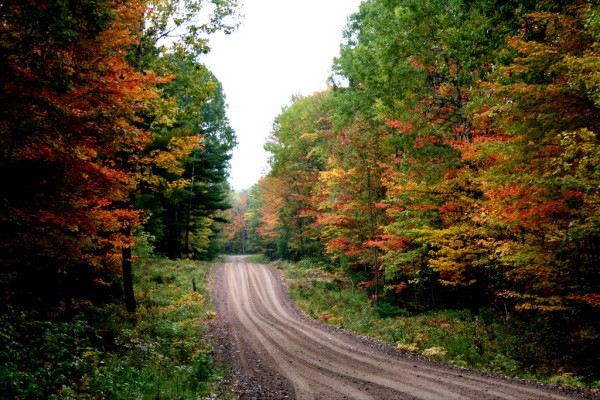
[123,226,136,313]
[184,164,195,257]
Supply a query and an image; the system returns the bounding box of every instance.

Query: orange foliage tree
[482,0,600,313]
[0,0,161,311]
[252,0,599,378]
[221,190,249,254]
[315,118,390,294]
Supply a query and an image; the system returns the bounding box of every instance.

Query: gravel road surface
[208,256,593,400]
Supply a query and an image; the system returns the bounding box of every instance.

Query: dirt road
[210,256,590,399]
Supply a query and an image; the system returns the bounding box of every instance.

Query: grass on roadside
[94,258,220,399]
[245,254,271,264]
[0,258,230,399]
[274,259,599,390]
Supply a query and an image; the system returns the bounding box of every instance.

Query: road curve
[213,256,587,400]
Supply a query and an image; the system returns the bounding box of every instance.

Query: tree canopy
[0,0,239,313]
[249,0,599,381]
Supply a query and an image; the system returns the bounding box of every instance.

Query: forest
[1,0,599,397]
[0,0,239,397]
[223,0,600,386]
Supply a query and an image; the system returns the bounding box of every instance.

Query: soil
[205,256,597,400]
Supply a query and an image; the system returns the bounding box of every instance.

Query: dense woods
[0,0,237,313]
[0,0,238,397]
[227,0,600,383]
[1,0,599,396]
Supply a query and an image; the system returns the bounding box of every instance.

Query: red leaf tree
[0,0,159,312]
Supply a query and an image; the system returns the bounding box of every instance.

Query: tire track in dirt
[214,256,591,400]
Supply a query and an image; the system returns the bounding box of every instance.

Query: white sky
[202,0,363,191]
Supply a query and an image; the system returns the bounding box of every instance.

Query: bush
[283,259,595,388]
[245,254,271,264]
[0,310,96,399]
[0,259,222,399]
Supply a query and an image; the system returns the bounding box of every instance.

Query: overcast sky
[202,0,363,191]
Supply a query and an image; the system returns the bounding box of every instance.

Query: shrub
[0,259,221,399]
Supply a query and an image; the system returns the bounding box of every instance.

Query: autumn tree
[125,0,239,286]
[262,93,332,260]
[249,0,599,378]
[329,0,599,375]
[136,51,236,260]
[0,0,160,312]
[486,0,599,308]
[221,190,250,254]
[467,0,600,374]
[0,0,240,314]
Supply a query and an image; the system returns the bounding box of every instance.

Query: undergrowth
[275,259,600,390]
[0,259,228,399]
[245,254,271,264]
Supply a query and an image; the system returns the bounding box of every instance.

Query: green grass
[92,259,220,399]
[245,254,271,264]
[0,258,232,399]
[276,259,599,390]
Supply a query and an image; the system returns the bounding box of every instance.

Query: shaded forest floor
[0,259,228,399]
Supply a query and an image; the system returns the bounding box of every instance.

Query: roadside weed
[282,260,593,388]
[0,259,223,399]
